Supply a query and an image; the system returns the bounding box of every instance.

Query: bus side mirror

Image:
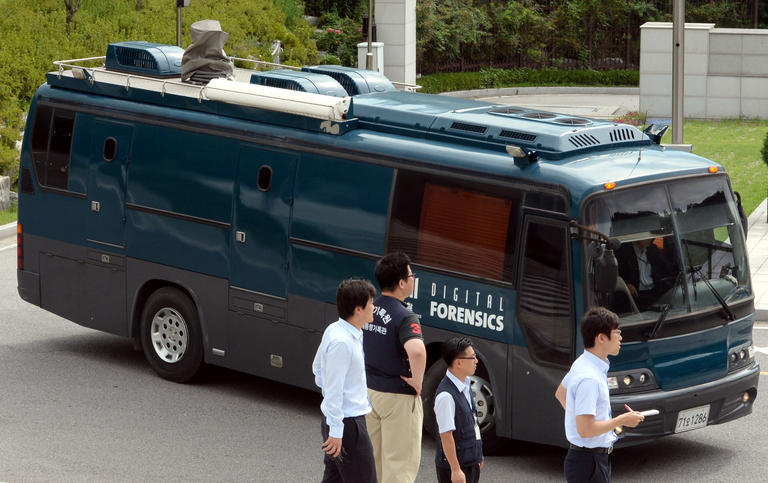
[594,245,619,293]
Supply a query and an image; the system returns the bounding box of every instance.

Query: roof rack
[51,53,420,122]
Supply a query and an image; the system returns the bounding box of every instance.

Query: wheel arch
[130,279,199,340]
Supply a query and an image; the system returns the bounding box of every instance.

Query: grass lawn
[0,205,16,225]
[661,120,768,215]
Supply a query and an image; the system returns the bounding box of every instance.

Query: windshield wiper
[689,265,735,322]
[646,303,670,340]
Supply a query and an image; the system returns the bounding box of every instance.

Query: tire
[140,287,203,383]
[422,358,506,454]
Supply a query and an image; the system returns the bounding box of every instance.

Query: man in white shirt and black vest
[363,251,427,483]
[434,337,483,483]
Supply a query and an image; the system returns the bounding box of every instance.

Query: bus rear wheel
[140,287,203,383]
[422,359,506,454]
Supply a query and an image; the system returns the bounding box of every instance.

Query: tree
[64,0,82,34]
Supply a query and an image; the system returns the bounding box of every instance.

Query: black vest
[434,375,483,469]
[363,294,415,395]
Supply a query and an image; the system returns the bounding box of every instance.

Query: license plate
[674,405,710,433]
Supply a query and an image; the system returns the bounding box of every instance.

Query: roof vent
[523,112,557,119]
[301,65,395,95]
[490,107,526,115]
[450,122,487,134]
[250,70,348,97]
[499,130,537,142]
[106,41,183,78]
[610,127,637,142]
[554,117,591,125]
[569,134,601,148]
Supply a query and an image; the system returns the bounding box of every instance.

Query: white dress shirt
[560,350,617,448]
[312,318,372,438]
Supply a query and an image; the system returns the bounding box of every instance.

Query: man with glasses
[434,337,483,483]
[555,307,645,483]
[363,251,426,483]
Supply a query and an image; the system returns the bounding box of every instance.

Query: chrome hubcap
[469,374,495,430]
[150,307,188,363]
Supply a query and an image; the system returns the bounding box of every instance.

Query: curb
[747,198,767,230]
[440,86,640,99]
[0,221,16,240]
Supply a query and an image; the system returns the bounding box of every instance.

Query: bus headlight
[608,369,657,394]
[728,343,754,372]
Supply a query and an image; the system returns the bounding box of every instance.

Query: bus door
[227,145,300,381]
[82,119,132,335]
[87,119,132,249]
[511,214,574,446]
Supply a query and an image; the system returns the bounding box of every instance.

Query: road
[0,235,766,482]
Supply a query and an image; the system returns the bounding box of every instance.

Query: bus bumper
[612,362,759,446]
[17,269,40,306]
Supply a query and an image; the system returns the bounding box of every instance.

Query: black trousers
[320,415,376,483]
[564,448,611,483]
[436,463,481,483]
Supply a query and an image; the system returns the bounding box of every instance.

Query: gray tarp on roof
[181,19,234,83]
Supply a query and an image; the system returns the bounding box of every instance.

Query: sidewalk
[747,199,768,321]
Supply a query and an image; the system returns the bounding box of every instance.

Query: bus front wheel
[140,287,203,383]
[422,359,505,454]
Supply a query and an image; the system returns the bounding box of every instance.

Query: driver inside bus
[614,238,676,312]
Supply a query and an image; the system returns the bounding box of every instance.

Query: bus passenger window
[103,138,117,162]
[388,171,521,282]
[29,106,75,190]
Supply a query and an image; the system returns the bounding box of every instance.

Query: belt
[569,443,613,454]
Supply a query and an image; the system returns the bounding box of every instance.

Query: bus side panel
[291,154,393,255]
[125,124,236,279]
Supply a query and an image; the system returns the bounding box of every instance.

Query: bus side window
[517,219,573,367]
[388,171,522,283]
[30,105,75,190]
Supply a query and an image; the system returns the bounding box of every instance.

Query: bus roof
[44,43,724,210]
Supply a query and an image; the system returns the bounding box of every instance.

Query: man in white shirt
[312,278,378,483]
[555,307,645,482]
[433,337,483,483]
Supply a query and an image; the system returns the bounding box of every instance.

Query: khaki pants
[366,388,423,483]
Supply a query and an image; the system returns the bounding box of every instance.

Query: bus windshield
[583,176,752,333]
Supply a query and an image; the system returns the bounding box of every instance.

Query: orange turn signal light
[604,182,616,190]
[708,166,718,173]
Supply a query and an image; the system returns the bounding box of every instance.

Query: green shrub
[761,130,768,168]
[316,12,362,67]
[319,54,342,65]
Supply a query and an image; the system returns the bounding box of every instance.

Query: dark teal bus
[17,41,758,450]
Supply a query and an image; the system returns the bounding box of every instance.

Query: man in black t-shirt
[363,252,426,483]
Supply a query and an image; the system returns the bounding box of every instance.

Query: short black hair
[581,306,619,348]
[336,278,376,320]
[441,337,474,367]
[374,251,411,291]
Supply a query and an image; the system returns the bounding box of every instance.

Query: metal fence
[418,0,760,74]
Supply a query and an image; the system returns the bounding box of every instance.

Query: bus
[17,41,758,450]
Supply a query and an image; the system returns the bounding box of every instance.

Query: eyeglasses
[456,354,478,360]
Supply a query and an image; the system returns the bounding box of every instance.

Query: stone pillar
[639,22,713,118]
[0,176,9,211]
[375,0,416,86]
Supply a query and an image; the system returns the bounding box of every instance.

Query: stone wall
[640,22,768,119]
[0,176,9,211]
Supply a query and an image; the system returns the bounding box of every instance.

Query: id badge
[474,415,481,440]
